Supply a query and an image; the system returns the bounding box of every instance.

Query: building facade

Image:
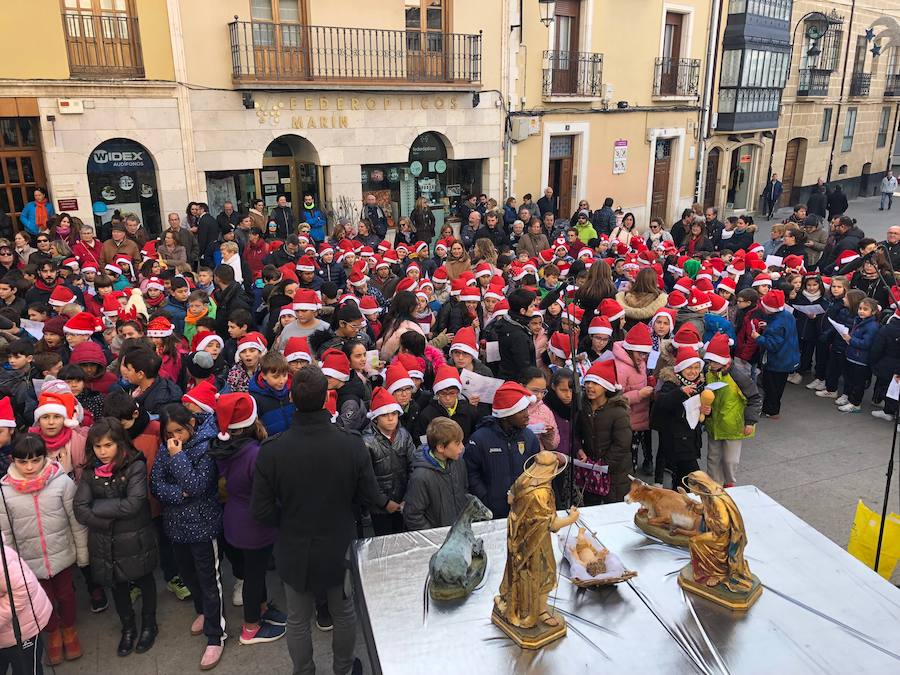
[505,0,712,229]
[0,0,503,235]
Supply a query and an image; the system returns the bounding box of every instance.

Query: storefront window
[87,138,161,234]
[205,170,257,216]
[726,144,756,211]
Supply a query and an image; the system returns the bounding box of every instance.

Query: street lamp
[539,0,556,27]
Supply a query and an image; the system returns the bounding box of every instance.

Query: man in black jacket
[879,226,900,277]
[819,216,866,273]
[211,265,252,336]
[537,187,557,218]
[473,212,507,250]
[195,203,220,267]
[361,194,388,238]
[268,195,295,240]
[216,201,241,235]
[251,367,392,675]
[495,288,537,380]
[807,186,828,219]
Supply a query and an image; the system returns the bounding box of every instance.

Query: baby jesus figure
[573,528,609,577]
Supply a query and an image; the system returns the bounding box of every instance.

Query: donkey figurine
[429,495,493,600]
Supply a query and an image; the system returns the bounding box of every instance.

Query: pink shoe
[200,644,223,670]
[191,615,204,636]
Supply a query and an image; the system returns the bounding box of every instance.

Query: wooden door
[406,0,447,81]
[551,0,581,94]
[651,139,672,221]
[0,118,45,232]
[659,12,684,95]
[251,0,307,79]
[703,148,720,209]
[62,0,141,74]
[781,139,802,207]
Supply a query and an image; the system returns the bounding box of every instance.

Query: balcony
[541,50,603,98]
[61,12,144,78]
[849,72,871,97]
[886,74,900,97]
[653,58,701,97]
[716,87,781,131]
[228,21,481,87]
[797,68,830,97]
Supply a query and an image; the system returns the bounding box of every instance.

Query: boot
[45,629,64,666]
[117,616,138,657]
[135,619,158,654]
[61,626,83,661]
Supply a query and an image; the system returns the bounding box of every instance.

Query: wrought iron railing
[61,12,144,78]
[229,20,481,85]
[653,57,701,96]
[541,50,603,97]
[849,72,871,97]
[797,68,830,96]
[885,74,900,97]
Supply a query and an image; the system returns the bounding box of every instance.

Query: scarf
[34,201,48,230]
[95,462,115,478]
[544,386,572,421]
[145,292,167,308]
[802,290,822,302]
[651,332,662,351]
[5,460,57,494]
[185,306,209,325]
[33,278,57,293]
[29,425,73,453]
[676,372,705,395]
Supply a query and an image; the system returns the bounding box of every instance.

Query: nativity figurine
[429,495,493,600]
[625,476,702,547]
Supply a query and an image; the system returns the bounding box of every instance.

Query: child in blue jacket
[839,296,881,413]
[752,289,800,417]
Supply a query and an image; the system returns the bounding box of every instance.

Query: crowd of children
[0,198,896,671]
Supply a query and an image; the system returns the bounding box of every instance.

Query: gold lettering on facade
[366,97,376,110]
[307,116,316,128]
[336,97,344,110]
[384,99,391,110]
[320,97,329,110]
[434,97,445,109]
[351,98,360,110]
[304,97,312,111]
[339,115,349,128]
[291,116,302,128]
[449,96,457,109]
[319,116,329,128]
[289,97,297,110]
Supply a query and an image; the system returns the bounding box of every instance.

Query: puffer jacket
[615,291,668,330]
[612,341,650,432]
[0,461,88,579]
[651,369,703,463]
[495,313,537,380]
[415,396,482,444]
[755,308,800,372]
[465,416,539,519]
[73,451,159,585]
[403,447,470,531]
[248,373,296,436]
[870,317,900,381]
[135,376,183,416]
[0,545,52,647]
[846,315,880,365]
[150,412,222,543]
[577,393,632,502]
[362,424,416,513]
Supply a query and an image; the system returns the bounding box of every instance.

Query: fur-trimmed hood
[615,290,668,320]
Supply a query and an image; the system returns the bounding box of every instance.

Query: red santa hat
[548,331,574,360]
[102,293,123,318]
[382,249,400,266]
[235,332,268,361]
[318,242,335,257]
[295,255,317,273]
[703,333,732,366]
[182,380,218,414]
[708,293,728,316]
[673,323,703,349]
[49,285,76,308]
[483,283,505,301]
[406,262,422,278]
[214,393,258,441]
[359,246,375,259]
[284,336,312,364]
[621,323,653,353]
[366,387,403,419]
[293,288,321,311]
[783,254,805,272]
[492,381,536,418]
[395,243,409,256]
[432,266,449,284]
[694,278,715,293]
[450,326,479,359]
[395,277,418,295]
[727,258,746,276]
[104,263,123,276]
[588,315,613,336]
[146,315,174,338]
[384,362,415,394]
[650,307,676,335]
[63,312,103,336]
[80,262,98,274]
[458,285,481,303]
[279,306,296,320]
[582,360,620,391]
[836,249,860,267]
[191,330,223,353]
[760,288,786,313]
[0,397,15,428]
[696,266,714,283]
[358,295,381,317]
[348,270,369,287]
[320,347,350,382]
[114,254,132,269]
[378,240,393,254]
[688,289,712,311]
[394,352,424,381]
[674,347,703,373]
[674,276,693,294]
[431,364,463,394]
[667,289,688,309]
[490,298,510,321]
[561,303,585,325]
[717,277,737,296]
[752,273,773,288]
[62,257,79,271]
[748,243,765,258]
[145,276,165,292]
[598,298,625,322]
[474,261,493,278]
[34,390,79,428]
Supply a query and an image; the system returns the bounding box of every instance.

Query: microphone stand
[0,524,25,669]
[566,306,581,508]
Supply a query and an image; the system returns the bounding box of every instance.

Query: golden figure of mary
[493,451,578,630]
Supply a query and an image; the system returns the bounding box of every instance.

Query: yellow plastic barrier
[847,500,900,580]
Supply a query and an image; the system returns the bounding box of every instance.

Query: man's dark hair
[603,197,614,208]
[37,260,55,273]
[261,265,282,283]
[250,226,265,238]
[229,309,253,331]
[320,282,338,300]
[104,389,139,419]
[286,235,300,247]
[33,351,61,374]
[291,365,327,412]
[508,288,536,315]
[122,348,162,379]
[214,264,235,286]
[170,276,189,291]
[197,202,209,213]
[9,339,34,357]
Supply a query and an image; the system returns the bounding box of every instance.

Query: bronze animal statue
[429,495,493,600]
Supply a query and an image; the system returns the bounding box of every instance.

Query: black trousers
[111,573,157,626]
[172,540,225,645]
[371,513,405,536]
[671,459,699,492]
[761,370,789,415]
[825,349,846,393]
[218,534,245,581]
[240,545,272,625]
[799,338,826,375]
[0,636,42,675]
[153,517,178,582]
[843,361,871,406]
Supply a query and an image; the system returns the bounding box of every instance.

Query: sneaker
[232,580,244,607]
[239,621,286,645]
[167,576,192,601]
[315,605,333,632]
[834,395,849,406]
[806,379,826,391]
[872,399,885,408]
[261,604,287,627]
[200,644,223,671]
[191,614,205,637]
[816,390,838,398]
[872,410,893,421]
[90,587,108,613]
[786,373,803,385]
[838,403,861,413]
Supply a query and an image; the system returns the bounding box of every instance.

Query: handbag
[574,460,610,497]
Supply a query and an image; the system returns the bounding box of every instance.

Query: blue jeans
[882,191,894,209]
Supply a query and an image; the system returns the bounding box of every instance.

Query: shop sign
[409,132,447,162]
[418,178,437,192]
[388,168,400,182]
[410,161,423,177]
[57,198,78,211]
[253,93,460,127]
[88,141,149,171]
[613,139,628,175]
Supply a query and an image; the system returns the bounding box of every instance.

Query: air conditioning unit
[510,117,531,143]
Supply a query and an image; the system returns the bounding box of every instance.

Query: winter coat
[362,424,416,512]
[612,341,650,432]
[516,232,550,259]
[135,376,183,416]
[0,461,88,580]
[615,291,668,330]
[164,297,188,335]
[703,313,737,345]
[792,293,829,342]
[377,319,425,363]
[251,409,387,592]
[0,368,36,428]
[213,282,252,336]
[527,400,560,452]
[415,397,481,444]
[735,306,762,363]
[675,307,706,336]
[433,297,468,337]
[299,205,326,242]
[465,416,539,519]
[755,308,800,372]
[0,545,52,646]
[591,206,615,236]
[150,413,222,544]
[317,259,347,289]
[100,237,140,267]
[577,393,632,502]
[652,371,702,463]
[19,200,55,236]
[705,361,762,441]
[495,313,537,380]
[243,237,269,279]
[403,448,469,531]
[714,228,754,253]
[871,317,900,381]
[248,374,296,436]
[846,315,880,365]
[73,452,158,585]
[208,437,278,550]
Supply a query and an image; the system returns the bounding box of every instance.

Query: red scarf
[29,425,73,453]
[34,201,48,230]
[95,462,115,478]
[145,292,167,308]
[5,460,58,494]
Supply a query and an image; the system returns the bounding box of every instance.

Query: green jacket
[576,222,598,244]
[704,360,762,441]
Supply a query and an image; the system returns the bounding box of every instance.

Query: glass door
[0,118,45,233]
[406,0,446,81]
[251,0,307,79]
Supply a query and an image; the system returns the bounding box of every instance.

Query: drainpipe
[696,0,723,203]
[826,0,856,183]
[887,103,900,173]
